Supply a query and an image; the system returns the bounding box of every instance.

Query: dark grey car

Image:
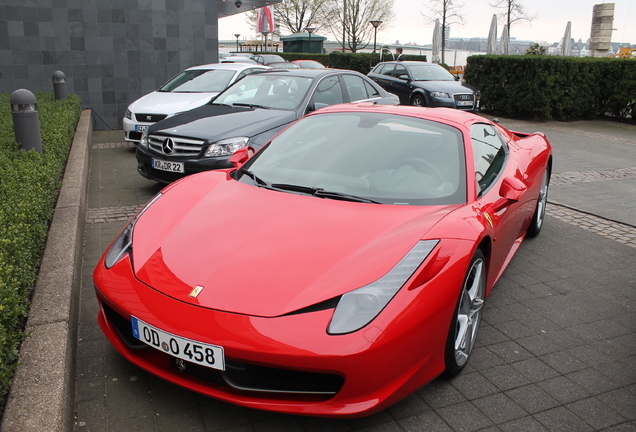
[368,61,480,111]
[136,69,399,183]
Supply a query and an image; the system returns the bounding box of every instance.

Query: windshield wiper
[232,103,272,109]
[239,167,270,187]
[270,183,382,204]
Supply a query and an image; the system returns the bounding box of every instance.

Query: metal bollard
[52,70,67,100]
[10,89,43,153]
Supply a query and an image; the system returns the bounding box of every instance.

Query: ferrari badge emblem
[484,212,494,228]
[189,285,204,298]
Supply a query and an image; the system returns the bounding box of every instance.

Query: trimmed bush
[464,55,636,121]
[273,51,427,74]
[0,92,81,407]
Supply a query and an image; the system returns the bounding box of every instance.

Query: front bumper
[136,146,233,183]
[93,252,458,417]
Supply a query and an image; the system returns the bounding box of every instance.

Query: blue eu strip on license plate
[131,316,225,371]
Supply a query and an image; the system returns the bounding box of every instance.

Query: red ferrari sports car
[94,104,552,417]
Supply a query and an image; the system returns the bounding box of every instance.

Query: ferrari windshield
[159,69,237,93]
[409,65,456,81]
[239,112,467,206]
[213,74,313,110]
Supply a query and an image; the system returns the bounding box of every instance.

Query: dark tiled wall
[0,0,219,130]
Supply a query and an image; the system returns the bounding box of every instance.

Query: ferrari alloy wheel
[411,94,425,107]
[526,166,550,238]
[444,250,486,376]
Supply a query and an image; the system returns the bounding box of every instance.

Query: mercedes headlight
[139,128,149,148]
[328,240,439,334]
[430,91,451,99]
[104,193,162,268]
[204,137,249,157]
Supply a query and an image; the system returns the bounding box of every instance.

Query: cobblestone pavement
[75,120,636,431]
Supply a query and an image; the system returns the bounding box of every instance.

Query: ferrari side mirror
[229,146,254,168]
[493,176,527,212]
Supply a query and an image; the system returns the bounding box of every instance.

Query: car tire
[526,166,550,238]
[443,249,486,377]
[411,94,426,107]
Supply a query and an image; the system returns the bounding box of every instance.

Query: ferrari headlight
[328,240,439,335]
[139,128,149,148]
[204,137,249,157]
[430,91,451,99]
[104,193,162,268]
[125,108,132,120]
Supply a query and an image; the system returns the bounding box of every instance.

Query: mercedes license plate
[152,158,184,173]
[131,316,225,370]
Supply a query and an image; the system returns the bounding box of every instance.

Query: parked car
[291,59,327,69]
[136,68,399,183]
[368,61,480,111]
[219,57,258,64]
[267,61,301,69]
[95,103,552,417]
[251,54,286,65]
[123,63,268,144]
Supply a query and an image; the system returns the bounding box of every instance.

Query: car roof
[249,68,361,79]
[184,63,265,71]
[376,61,439,67]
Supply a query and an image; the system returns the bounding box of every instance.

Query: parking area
[75,118,636,431]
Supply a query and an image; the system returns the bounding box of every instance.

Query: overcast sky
[218,0,635,46]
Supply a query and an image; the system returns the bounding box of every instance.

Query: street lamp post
[305,27,315,54]
[234,33,240,52]
[370,20,382,54]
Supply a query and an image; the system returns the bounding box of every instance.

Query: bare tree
[423,0,464,64]
[323,0,395,53]
[490,0,537,38]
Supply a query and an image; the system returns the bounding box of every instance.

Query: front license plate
[131,316,225,371]
[152,158,184,173]
[456,100,473,106]
[135,125,148,133]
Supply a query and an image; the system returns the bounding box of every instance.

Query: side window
[342,75,368,102]
[364,80,380,98]
[380,64,395,77]
[470,124,507,195]
[312,76,344,106]
[394,64,408,78]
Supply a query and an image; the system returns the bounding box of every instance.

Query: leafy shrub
[464,55,636,121]
[0,92,81,406]
[273,51,427,74]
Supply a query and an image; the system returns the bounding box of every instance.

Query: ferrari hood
[131,173,456,317]
[148,104,296,143]
[130,91,217,116]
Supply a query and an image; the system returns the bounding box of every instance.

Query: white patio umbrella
[432,19,442,63]
[561,21,573,56]
[498,24,509,54]
[487,14,498,55]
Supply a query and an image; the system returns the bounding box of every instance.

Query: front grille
[135,113,168,123]
[102,302,344,397]
[453,93,475,110]
[148,134,206,157]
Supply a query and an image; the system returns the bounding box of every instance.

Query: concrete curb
[1,110,92,432]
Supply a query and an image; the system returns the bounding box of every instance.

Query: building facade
[0,0,273,130]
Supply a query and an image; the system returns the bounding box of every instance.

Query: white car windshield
[159,69,237,93]
[239,112,467,206]
[214,74,313,110]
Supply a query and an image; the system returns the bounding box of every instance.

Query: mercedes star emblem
[162,137,175,154]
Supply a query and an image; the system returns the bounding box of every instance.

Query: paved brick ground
[74,120,636,431]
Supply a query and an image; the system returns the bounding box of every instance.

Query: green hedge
[0,92,81,406]
[274,51,427,74]
[464,55,636,121]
